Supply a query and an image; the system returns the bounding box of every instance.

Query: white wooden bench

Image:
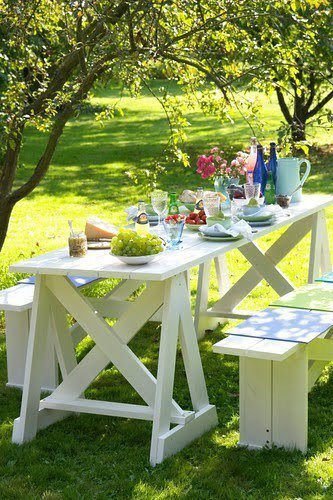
[213,306,333,453]
[0,276,99,391]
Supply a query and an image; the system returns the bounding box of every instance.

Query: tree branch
[9,59,109,204]
[307,89,333,119]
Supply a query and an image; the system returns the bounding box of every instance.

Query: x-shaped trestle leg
[12,273,217,466]
[195,212,331,338]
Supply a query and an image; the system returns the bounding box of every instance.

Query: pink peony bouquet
[196,147,248,180]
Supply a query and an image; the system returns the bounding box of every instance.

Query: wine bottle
[253,144,267,195]
[266,142,278,187]
[246,137,257,184]
[195,187,204,212]
[264,170,276,205]
[168,192,179,215]
[135,201,150,234]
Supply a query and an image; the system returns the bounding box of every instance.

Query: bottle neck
[138,202,146,213]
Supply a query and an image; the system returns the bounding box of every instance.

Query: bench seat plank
[0,284,35,312]
[271,283,333,312]
[226,307,333,344]
[213,335,300,361]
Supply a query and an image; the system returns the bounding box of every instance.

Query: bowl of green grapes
[110,229,164,265]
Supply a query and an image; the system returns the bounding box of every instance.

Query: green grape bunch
[111,229,164,257]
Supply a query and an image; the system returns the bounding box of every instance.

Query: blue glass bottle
[266,142,278,187]
[253,144,267,194]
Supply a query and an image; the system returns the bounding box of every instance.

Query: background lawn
[0,81,332,499]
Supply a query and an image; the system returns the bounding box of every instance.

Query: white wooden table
[194,194,333,336]
[9,194,332,464]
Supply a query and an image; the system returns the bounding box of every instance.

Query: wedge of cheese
[85,217,118,240]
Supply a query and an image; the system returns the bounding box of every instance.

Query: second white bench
[213,307,333,452]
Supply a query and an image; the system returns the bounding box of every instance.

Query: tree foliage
[0,0,332,251]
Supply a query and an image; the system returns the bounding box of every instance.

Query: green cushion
[270,283,333,312]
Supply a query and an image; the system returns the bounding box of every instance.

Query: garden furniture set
[1,193,332,465]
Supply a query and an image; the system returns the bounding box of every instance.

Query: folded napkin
[200,219,253,240]
[125,205,138,221]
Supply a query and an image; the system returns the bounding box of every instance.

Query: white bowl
[111,252,162,265]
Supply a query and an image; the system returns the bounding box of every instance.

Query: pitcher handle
[298,159,311,186]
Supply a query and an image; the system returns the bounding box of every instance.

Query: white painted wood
[307,327,333,391]
[46,276,171,410]
[213,335,265,357]
[5,310,30,390]
[308,210,332,284]
[88,297,131,317]
[213,335,299,362]
[150,276,182,466]
[12,276,59,443]
[10,195,333,282]
[308,360,328,392]
[39,397,194,425]
[320,211,332,274]
[112,281,164,344]
[245,338,300,361]
[239,357,272,449]
[106,279,143,301]
[240,242,294,297]
[49,297,77,379]
[154,405,217,464]
[178,273,210,412]
[202,309,253,319]
[48,345,109,401]
[69,323,87,346]
[309,212,324,283]
[0,284,34,311]
[194,261,220,338]
[272,348,308,452]
[210,216,313,315]
[214,255,230,296]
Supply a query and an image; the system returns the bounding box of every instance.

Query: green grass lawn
[0,81,332,498]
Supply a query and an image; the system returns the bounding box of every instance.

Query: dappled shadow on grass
[1,320,333,497]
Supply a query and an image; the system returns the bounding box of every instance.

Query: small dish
[198,233,243,242]
[185,223,202,231]
[276,195,291,208]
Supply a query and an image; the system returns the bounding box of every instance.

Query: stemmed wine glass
[151,190,168,234]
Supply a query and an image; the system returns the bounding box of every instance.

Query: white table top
[10,195,333,282]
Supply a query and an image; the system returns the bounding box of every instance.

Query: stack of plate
[240,211,274,227]
[198,225,243,242]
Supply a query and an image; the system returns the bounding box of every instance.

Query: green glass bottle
[168,192,179,215]
[265,170,276,205]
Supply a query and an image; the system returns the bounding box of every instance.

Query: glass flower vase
[214,176,239,208]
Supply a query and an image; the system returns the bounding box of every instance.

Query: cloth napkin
[125,205,138,221]
[200,219,253,240]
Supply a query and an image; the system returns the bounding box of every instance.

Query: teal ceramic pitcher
[276,157,311,202]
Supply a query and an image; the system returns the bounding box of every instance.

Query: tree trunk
[0,199,14,253]
[291,119,306,142]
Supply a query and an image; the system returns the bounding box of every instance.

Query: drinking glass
[203,192,220,218]
[163,219,185,250]
[151,190,168,233]
[244,182,261,201]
